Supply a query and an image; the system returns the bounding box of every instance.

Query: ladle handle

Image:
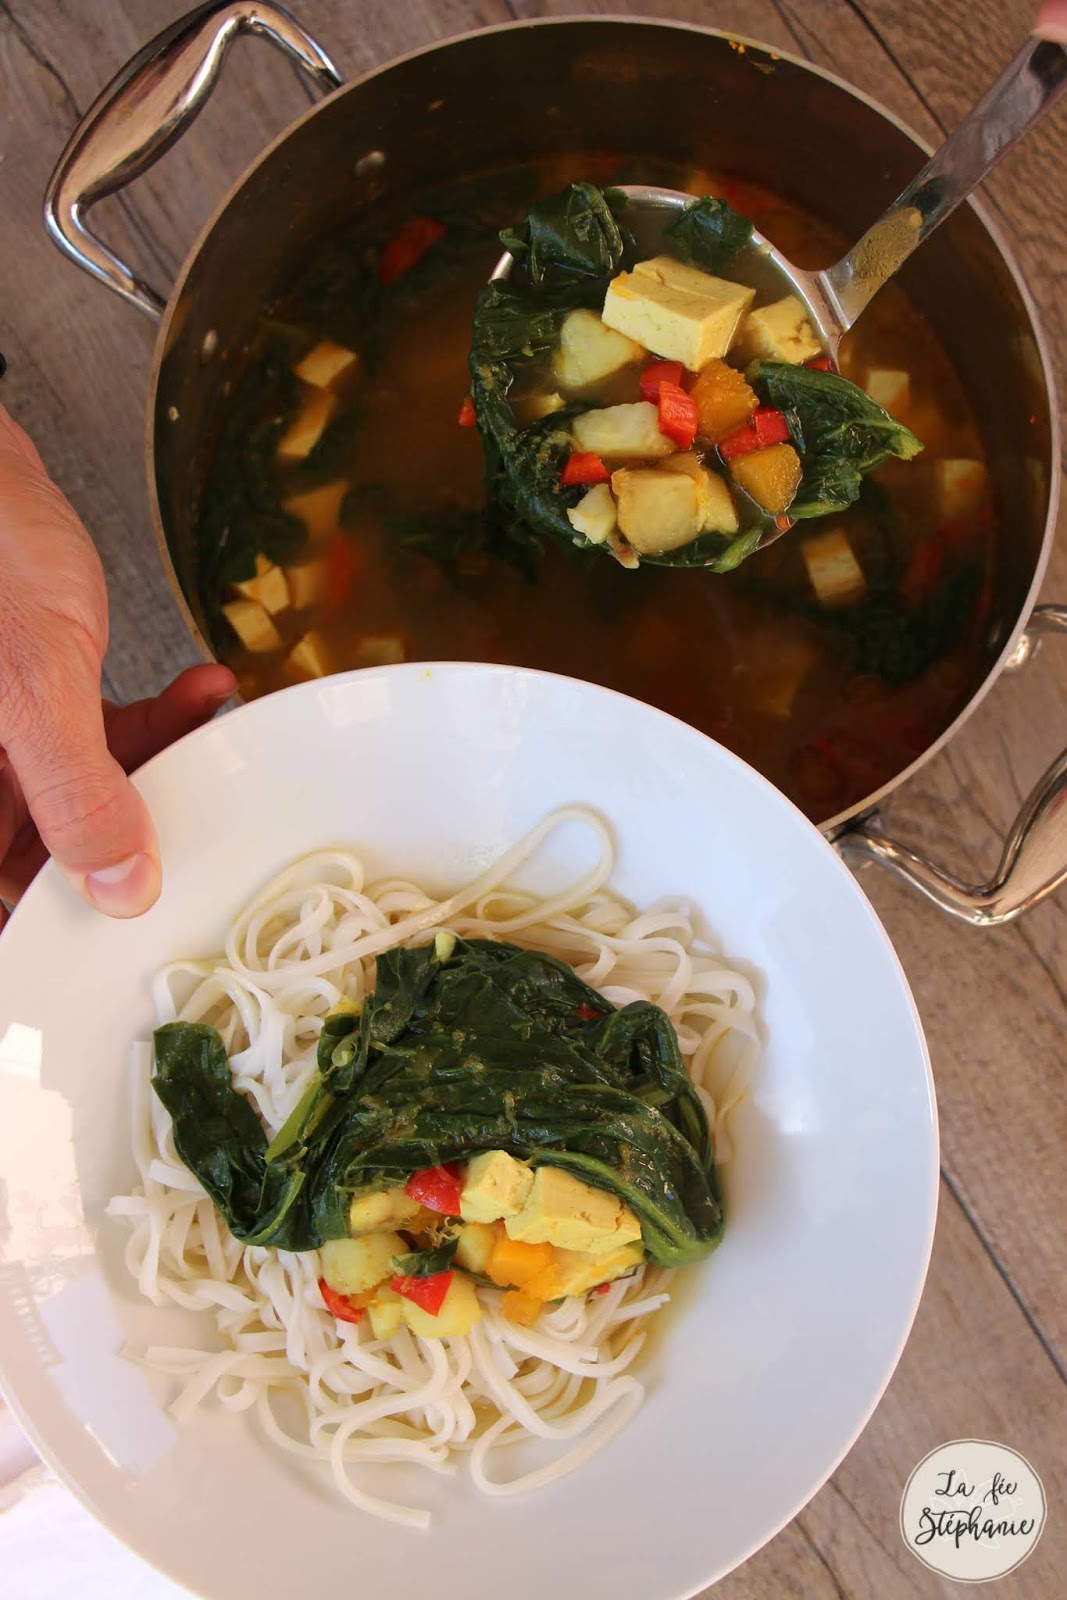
[824,38,1067,332]
[43,1,342,320]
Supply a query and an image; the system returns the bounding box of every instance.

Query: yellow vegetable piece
[486,1232,555,1289]
[283,479,349,540]
[366,1287,405,1340]
[689,359,758,444]
[319,1231,404,1295]
[611,467,704,555]
[729,443,802,515]
[348,1186,423,1237]
[525,1241,645,1302]
[233,554,291,616]
[221,597,281,654]
[294,339,358,390]
[284,630,331,681]
[454,1221,500,1275]
[277,388,335,462]
[400,1271,482,1339]
[501,1290,543,1327]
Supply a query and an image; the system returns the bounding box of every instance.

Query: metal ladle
[496,37,1067,360]
[492,37,1066,547]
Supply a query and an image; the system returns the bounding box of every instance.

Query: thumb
[1035,0,1067,40]
[4,640,161,916]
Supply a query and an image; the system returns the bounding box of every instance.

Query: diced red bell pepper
[573,1003,606,1022]
[657,381,698,450]
[902,536,946,605]
[561,451,611,486]
[805,357,834,372]
[720,407,791,460]
[457,394,477,428]
[752,407,791,447]
[391,1270,454,1316]
[318,1278,364,1325]
[592,1281,612,1296]
[639,360,685,403]
[404,1163,464,1215]
[324,534,358,618]
[379,216,446,285]
[774,514,795,535]
[718,421,761,461]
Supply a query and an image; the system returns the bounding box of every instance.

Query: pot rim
[144,14,1061,834]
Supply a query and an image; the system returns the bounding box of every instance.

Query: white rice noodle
[108,807,759,1523]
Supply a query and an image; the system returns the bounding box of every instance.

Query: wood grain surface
[1,3,1064,1594]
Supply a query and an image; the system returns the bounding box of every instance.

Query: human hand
[1035,1,1067,41]
[0,404,235,923]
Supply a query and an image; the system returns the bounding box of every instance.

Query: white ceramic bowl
[0,663,937,1599]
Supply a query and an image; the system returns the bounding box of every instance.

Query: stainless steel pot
[44,2,1067,924]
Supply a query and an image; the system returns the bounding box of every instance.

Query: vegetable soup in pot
[196,156,995,823]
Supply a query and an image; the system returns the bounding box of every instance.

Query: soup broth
[197,157,996,822]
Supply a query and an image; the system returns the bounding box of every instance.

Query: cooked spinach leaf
[750,360,923,519]
[152,1022,307,1246]
[393,1238,460,1277]
[663,195,753,273]
[498,182,633,284]
[152,938,723,1267]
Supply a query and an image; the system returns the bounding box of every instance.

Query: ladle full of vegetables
[477,37,1066,570]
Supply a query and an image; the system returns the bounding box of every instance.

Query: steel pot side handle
[43,1,342,320]
[838,606,1067,925]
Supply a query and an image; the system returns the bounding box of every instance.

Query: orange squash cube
[486,1232,555,1289]
[690,359,758,444]
[730,443,803,515]
[500,1290,543,1327]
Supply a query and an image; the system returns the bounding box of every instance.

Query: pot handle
[837,605,1067,925]
[43,2,342,320]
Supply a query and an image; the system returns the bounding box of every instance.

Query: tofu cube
[285,630,330,680]
[744,631,818,720]
[732,294,822,364]
[222,597,281,653]
[460,1150,533,1224]
[277,389,335,462]
[661,453,739,534]
[571,401,675,460]
[552,308,645,391]
[293,339,358,389]
[602,256,755,371]
[505,1165,642,1253]
[863,367,911,416]
[319,1231,404,1296]
[285,558,329,610]
[611,467,704,554]
[934,458,988,521]
[566,481,617,544]
[233,554,290,615]
[348,1186,423,1237]
[283,479,349,539]
[802,527,866,608]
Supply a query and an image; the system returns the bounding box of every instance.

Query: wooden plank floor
[2,2,1065,1593]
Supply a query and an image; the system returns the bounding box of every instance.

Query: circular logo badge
[900,1440,1046,1582]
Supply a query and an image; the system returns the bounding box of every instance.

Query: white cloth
[0,1395,192,1600]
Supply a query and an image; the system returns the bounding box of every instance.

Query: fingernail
[85,853,161,917]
